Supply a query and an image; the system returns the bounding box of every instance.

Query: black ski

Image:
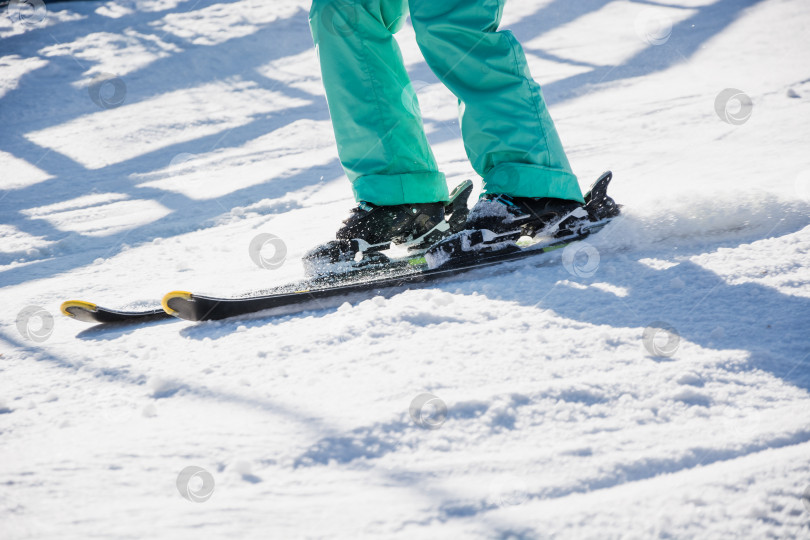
[65,171,619,325]
[161,231,595,322]
[162,171,619,322]
[60,301,171,324]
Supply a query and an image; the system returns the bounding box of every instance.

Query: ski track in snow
[2,0,810,538]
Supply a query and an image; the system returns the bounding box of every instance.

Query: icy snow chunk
[485,402,518,430]
[672,388,712,407]
[676,372,705,387]
[147,376,184,398]
[228,460,261,483]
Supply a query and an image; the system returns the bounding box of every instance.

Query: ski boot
[302,180,474,276]
[425,171,620,268]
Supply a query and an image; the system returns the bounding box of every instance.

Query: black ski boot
[424,171,620,267]
[464,170,621,242]
[336,201,448,250]
[465,194,588,240]
[303,180,473,276]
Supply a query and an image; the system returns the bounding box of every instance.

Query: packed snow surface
[2,0,810,538]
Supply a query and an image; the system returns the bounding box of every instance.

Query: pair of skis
[61,172,619,326]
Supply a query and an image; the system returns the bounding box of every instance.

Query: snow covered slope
[2,0,810,538]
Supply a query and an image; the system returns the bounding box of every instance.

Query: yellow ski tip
[161,291,192,316]
[60,300,97,318]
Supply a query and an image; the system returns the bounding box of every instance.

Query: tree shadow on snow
[464,227,810,392]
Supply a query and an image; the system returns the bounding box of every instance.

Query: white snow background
[2,0,810,538]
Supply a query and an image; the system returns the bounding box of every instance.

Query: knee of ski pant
[410,2,504,77]
[309,0,407,38]
[410,0,503,37]
[309,0,355,40]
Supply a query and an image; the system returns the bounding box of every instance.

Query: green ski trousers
[309,0,584,205]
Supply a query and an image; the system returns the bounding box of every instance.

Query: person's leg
[409,0,584,203]
[309,0,449,205]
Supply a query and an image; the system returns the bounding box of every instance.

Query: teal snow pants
[309,0,585,206]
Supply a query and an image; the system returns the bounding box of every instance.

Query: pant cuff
[482,163,585,203]
[353,171,449,205]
